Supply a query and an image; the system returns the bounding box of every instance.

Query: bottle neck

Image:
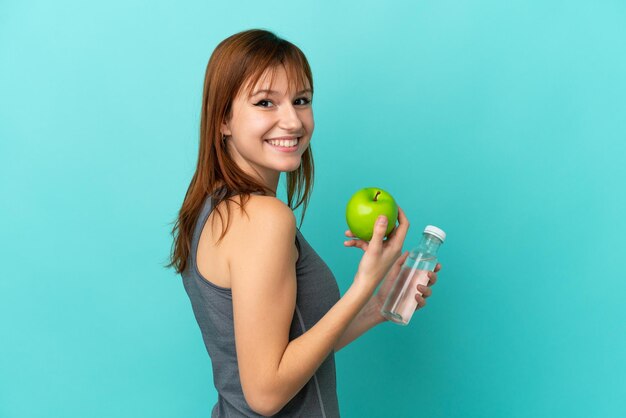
[418,233,443,255]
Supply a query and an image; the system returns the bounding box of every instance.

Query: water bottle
[380,225,446,325]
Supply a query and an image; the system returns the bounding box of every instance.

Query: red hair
[165,29,315,274]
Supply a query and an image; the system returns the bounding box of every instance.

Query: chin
[271,158,302,172]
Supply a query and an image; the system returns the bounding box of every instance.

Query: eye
[295,97,312,106]
[254,99,274,108]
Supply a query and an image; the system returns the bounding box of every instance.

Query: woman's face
[221,65,314,192]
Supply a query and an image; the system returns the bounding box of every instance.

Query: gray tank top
[181,191,341,417]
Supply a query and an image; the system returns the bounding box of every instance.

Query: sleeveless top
[181,190,342,417]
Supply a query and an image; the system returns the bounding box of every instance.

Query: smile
[264,137,300,152]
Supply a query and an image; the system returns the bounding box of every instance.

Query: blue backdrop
[1,1,625,417]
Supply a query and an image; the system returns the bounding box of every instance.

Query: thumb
[386,250,410,282]
[368,215,389,254]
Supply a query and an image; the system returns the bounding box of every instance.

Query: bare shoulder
[224,194,298,267]
[232,194,296,228]
[197,194,296,290]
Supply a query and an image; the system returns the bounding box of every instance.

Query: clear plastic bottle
[380,225,446,325]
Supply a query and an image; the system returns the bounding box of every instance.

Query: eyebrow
[250,88,312,97]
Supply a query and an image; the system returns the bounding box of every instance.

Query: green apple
[345,187,398,241]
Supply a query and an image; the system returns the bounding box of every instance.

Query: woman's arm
[228,197,377,416]
[334,297,386,353]
[334,253,443,353]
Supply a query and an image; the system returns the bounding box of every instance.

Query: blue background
[1,0,625,417]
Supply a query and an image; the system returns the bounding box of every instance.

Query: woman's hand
[346,206,410,296]
[344,214,442,315]
[372,251,441,314]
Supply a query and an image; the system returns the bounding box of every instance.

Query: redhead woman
[167,29,441,417]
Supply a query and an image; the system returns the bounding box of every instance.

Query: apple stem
[374,191,381,201]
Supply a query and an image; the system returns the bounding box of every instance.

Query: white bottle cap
[424,225,446,242]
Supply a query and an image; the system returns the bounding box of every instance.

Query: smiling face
[220,64,314,194]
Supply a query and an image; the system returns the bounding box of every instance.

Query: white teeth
[267,138,299,147]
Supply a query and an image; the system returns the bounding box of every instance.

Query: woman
[167,28,441,417]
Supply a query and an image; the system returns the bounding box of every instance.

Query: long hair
[165,29,315,275]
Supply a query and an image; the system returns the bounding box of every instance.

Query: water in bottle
[381,225,446,325]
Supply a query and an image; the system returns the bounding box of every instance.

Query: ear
[220,120,232,137]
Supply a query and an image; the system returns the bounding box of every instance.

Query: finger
[367,215,389,254]
[398,252,409,270]
[390,206,409,243]
[379,212,400,245]
[385,251,409,282]
[386,224,403,242]
[427,271,437,286]
[434,263,442,272]
[417,284,432,298]
[344,240,367,251]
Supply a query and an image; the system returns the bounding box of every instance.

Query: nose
[277,102,304,132]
